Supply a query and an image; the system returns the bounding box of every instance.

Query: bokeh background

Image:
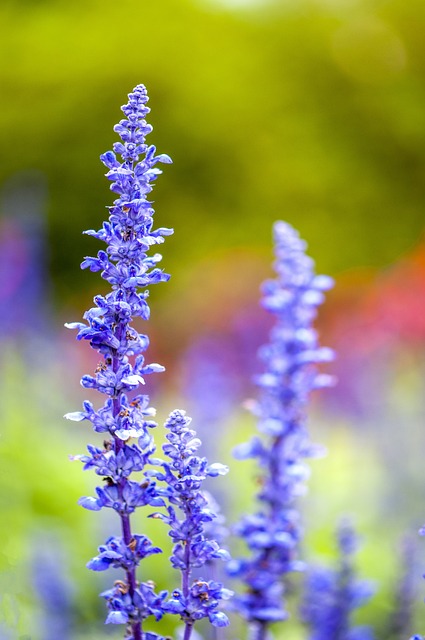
[1,0,425,637]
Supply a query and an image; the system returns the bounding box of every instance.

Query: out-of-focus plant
[228,221,334,638]
[0,172,49,340]
[44,74,425,640]
[300,520,375,640]
[32,535,74,640]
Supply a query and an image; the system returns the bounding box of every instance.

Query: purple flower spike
[230,221,334,638]
[66,85,173,640]
[300,520,375,640]
[153,409,233,640]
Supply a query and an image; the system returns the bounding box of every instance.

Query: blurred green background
[1,0,425,637]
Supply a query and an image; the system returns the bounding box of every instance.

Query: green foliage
[1,0,425,306]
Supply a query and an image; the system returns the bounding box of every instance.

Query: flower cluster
[229,221,334,636]
[150,409,233,638]
[300,521,375,640]
[65,85,234,640]
[66,84,173,640]
[64,83,425,640]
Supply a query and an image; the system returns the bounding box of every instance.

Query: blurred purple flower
[183,335,243,431]
[229,221,334,638]
[300,520,375,640]
[32,536,74,640]
[0,172,50,338]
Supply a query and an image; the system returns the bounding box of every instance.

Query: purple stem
[183,621,193,640]
[112,340,142,640]
[255,622,268,640]
[182,523,193,640]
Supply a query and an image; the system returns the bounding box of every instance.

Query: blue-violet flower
[65,84,172,640]
[229,221,334,639]
[300,520,375,640]
[150,409,233,640]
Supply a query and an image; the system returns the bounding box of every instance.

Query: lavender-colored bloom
[100,580,167,626]
[229,222,334,637]
[66,84,172,640]
[0,172,50,339]
[32,536,74,640]
[386,535,418,639]
[150,409,233,640]
[87,535,162,572]
[300,521,375,640]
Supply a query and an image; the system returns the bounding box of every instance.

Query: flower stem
[182,537,192,640]
[183,623,193,640]
[121,510,142,640]
[255,621,268,640]
[112,339,142,640]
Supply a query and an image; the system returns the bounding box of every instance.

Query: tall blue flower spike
[149,409,233,640]
[65,85,172,640]
[228,221,334,639]
[300,521,375,640]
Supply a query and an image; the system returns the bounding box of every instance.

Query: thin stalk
[112,340,142,640]
[255,621,268,640]
[182,532,193,640]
